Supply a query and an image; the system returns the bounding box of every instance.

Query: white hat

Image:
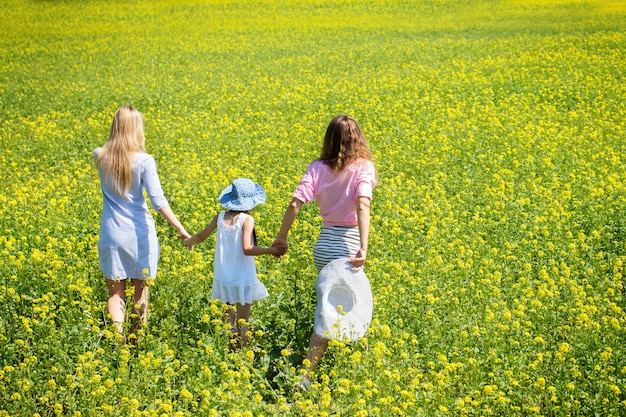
[313,258,373,342]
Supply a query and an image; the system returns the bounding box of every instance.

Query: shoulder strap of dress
[237,212,248,226]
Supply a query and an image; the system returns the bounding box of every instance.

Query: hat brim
[219,182,266,211]
[313,258,373,342]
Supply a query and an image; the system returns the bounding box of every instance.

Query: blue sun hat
[219,178,266,211]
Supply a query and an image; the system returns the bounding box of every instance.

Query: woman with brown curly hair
[273,114,377,387]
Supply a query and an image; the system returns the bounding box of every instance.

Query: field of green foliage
[1,0,626,415]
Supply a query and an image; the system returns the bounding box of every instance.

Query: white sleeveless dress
[212,212,269,305]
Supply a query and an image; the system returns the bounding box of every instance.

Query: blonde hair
[96,106,146,195]
[319,115,372,172]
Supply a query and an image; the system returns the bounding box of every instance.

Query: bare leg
[225,304,239,350]
[107,279,126,334]
[130,279,149,333]
[304,333,329,378]
[224,303,237,328]
[236,303,252,348]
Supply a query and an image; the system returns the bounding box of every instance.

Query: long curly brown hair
[319,114,372,172]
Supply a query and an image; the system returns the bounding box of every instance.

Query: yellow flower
[483,384,497,395]
[180,388,193,400]
[600,347,613,361]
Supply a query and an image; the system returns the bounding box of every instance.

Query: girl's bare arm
[242,216,282,256]
[185,214,218,249]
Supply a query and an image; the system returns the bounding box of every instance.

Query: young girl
[185,178,284,349]
[94,105,189,339]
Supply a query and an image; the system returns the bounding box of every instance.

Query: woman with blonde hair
[272,114,377,387]
[94,105,189,339]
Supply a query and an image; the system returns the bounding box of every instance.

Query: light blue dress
[94,148,169,280]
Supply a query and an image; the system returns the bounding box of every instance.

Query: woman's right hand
[271,238,288,258]
[179,230,193,250]
[272,197,302,258]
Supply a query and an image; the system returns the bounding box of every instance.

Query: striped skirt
[313,226,361,272]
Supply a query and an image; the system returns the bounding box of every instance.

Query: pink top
[293,159,377,227]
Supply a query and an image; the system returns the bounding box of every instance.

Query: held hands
[177,229,193,251]
[348,247,367,270]
[181,234,288,256]
[271,238,288,258]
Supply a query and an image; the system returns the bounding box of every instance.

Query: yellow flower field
[1,0,625,415]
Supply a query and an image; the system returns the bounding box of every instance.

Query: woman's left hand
[348,248,367,270]
[271,238,288,258]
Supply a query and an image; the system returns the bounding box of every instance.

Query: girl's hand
[271,244,288,257]
[348,248,367,270]
[183,237,194,251]
[179,230,193,250]
[271,238,288,258]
